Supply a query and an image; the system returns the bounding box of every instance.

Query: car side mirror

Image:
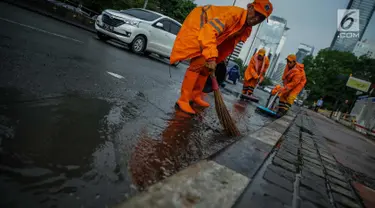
[156,22,163,28]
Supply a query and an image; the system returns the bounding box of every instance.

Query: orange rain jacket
[170,5,252,64]
[281,63,307,96]
[244,53,270,82]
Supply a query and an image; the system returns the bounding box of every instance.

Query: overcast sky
[194,0,375,59]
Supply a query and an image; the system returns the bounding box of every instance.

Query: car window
[156,19,171,32]
[170,22,181,35]
[120,9,161,21]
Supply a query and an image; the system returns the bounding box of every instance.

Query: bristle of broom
[213,90,241,137]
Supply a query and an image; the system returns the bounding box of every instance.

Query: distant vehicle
[294,99,304,106]
[263,86,273,93]
[95,8,182,66]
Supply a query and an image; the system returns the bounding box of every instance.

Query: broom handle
[267,91,279,109]
[254,57,266,91]
[210,74,219,91]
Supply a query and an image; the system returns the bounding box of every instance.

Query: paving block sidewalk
[234,111,364,208]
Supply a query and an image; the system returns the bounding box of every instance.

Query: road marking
[107,71,124,79]
[0,17,84,44]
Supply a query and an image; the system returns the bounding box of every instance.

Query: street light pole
[143,0,148,9]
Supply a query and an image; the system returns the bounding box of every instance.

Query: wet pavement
[234,111,365,208]
[306,111,375,190]
[0,3,274,207]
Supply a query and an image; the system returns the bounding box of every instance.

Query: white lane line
[0,17,84,44]
[107,71,124,79]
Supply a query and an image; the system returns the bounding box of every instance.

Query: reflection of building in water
[239,16,289,79]
[296,43,314,63]
[271,62,286,84]
[330,0,375,52]
[353,39,375,58]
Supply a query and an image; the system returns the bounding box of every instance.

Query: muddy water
[0,88,271,207]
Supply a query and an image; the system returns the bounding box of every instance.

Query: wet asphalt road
[0,2,273,208]
[306,111,375,189]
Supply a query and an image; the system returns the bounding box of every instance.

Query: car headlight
[124,19,139,27]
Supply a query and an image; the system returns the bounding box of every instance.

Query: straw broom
[210,74,241,137]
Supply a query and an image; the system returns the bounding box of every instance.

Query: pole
[245,23,263,64]
[143,0,148,9]
[232,0,237,6]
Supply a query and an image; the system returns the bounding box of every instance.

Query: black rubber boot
[276,108,288,118]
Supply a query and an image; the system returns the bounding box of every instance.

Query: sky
[194,0,375,60]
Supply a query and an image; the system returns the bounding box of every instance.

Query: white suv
[95,8,181,63]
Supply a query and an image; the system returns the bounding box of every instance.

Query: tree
[260,77,272,86]
[304,49,374,110]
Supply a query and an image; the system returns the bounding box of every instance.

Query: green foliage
[79,0,196,23]
[304,49,374,110]
[260,77,272,86]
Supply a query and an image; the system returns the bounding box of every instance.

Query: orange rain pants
[278,93,297,111]
[242,79,258,95]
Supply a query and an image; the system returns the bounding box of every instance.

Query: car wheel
[97,32,109,41]
[131,36,146,54]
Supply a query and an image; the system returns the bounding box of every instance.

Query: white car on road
[95,8,181,64]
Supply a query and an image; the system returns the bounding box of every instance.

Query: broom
[210,73,241,137]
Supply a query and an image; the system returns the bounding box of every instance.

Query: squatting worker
[271,54,307,117]
[242,48,270,96]
[170,0,273,114]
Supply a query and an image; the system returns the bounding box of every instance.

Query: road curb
[1,0,96,33]
[115,112,298,207]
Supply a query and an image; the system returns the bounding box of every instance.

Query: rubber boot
[192,74,210,107]
[176,70,200,114]
[276,108,288,118]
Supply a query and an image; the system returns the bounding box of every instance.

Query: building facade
[271,62,286,84]
[353,39,375,58]
[240,16,288,78]
[228,42,244,61]
[267,33,288,78]
[296,43,315,63]
[330,0,375,52]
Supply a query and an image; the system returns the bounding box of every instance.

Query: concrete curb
[115,112,297,207]
[1,0,96,33]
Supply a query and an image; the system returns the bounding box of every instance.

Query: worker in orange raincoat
[271,54,307,117]
[170,0,273,114]
[242,48,270,96]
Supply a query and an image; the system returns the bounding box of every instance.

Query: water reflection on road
[0,87,271,207]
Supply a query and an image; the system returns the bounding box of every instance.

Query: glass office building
[243,16,288,78]
[296,43,315,63]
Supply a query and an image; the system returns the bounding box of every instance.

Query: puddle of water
[0,86,272,207]
[0,89,135,207]
[128,94,271,189]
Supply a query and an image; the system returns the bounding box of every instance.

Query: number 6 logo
[337,9,360,32]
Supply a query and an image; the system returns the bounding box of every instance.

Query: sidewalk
[234,110,364,208]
